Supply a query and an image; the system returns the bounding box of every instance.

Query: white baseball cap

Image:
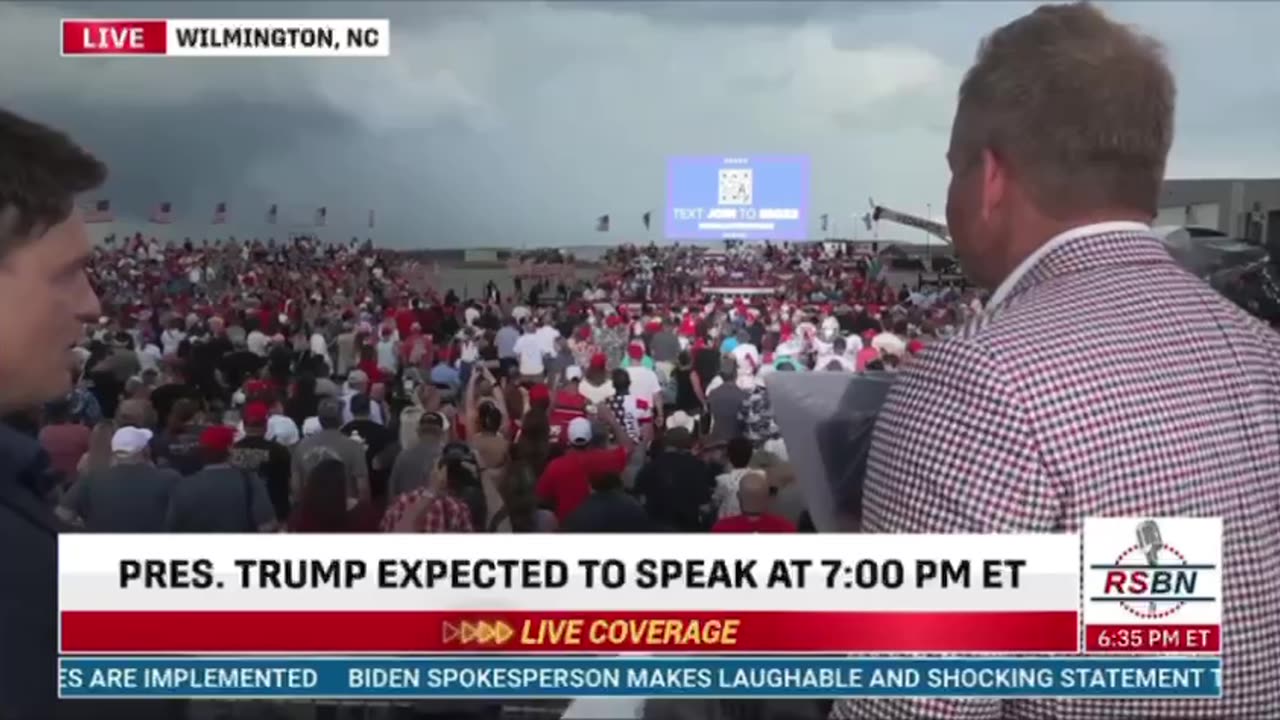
[111,427,153,455]
[567,417,593,446]
[565,365,583,382]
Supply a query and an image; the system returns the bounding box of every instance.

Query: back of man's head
[349,393,371,418]
[737,471,771,515]
[317,397,344,430]
[727,436,754,469]
[589,471,623,494]
[0,109,106,260]
[719,356,738,382]
[610,368,631,395]
[420,410,446,438]
[347,369,369,392]
[951,3,1173,222]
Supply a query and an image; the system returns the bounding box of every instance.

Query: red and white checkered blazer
[832,229,1280,719]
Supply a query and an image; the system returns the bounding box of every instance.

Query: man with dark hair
[0,108,108,718]
[341,392,393,499]
[232,402,293,521]
[561,470,650,533]
[634,427,716,531]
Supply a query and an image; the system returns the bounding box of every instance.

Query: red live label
[62,20,167,55]
[1085,624,1220,653]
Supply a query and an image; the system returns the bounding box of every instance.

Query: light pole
[925,203,932,269]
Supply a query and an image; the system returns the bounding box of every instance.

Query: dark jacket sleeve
[0,504,60,720]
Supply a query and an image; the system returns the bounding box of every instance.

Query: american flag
[642,211,651,230]
[212,202,227,224]
[266,204,278,224]
[368,209,375,229]
[149,202,172,224]
[315,206,327,227]
[84,199,113,223]
[595,214,609,232]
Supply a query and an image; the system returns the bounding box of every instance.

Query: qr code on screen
[718,168,753,205]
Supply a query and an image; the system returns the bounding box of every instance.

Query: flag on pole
[315,207,327,227]
[867,256,886,282]
[212,202,227,224]
[84,199,113,223]
[266,204,278,224]
[149,202,172,224]
[642,211,651,230]
[820,214,829,232]
[862,212,873,232]
[595,214,610,232]
[368,209,375,229]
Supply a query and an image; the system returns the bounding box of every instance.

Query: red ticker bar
[1085,624,1220,654]
[62,610,1079,654]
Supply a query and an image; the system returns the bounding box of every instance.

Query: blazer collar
[999,228,1176,308]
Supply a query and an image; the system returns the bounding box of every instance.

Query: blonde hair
[952,2,1174,218]
[83,421,115,473]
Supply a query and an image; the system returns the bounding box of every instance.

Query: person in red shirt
[395,302,417,340]
[535,405,634,521]
[548,367,588,448]
[712,470,796,533]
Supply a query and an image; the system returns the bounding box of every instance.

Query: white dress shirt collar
[987,221,1150,307]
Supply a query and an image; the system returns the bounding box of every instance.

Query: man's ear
[979,147,1009,223]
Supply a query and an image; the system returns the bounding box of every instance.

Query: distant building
[1158,178,1280,246]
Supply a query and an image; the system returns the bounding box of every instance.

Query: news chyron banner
[61,19,390,57]
[58,523,1222,700]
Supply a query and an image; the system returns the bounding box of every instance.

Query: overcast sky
[3,1,1278,248]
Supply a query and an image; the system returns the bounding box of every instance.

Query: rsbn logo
[1092,519,1217,619]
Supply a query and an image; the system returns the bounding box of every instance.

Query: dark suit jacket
[0,424,63,720]
[0,425,178,720]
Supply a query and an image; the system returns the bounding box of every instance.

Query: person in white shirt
[512,324,545,380]
[161,321,186,357]
[729,331,761,380]
[820,315,840,341]
[578,354,615,408]
[375,328,399,376]
[712,437,755,519]
[463,304,481,327]
[871,329,906,358]
[309,331,331,369]
[341,370,386,425]
[246,327,269,357]
[816,337,857,372]
[137,343,162,374]
[534,320,560,358]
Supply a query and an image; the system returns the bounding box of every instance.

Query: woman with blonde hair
[76,420,115,477]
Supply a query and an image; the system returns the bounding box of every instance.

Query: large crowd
[15,232,979,544]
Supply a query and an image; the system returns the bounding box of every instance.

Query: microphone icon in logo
[1136,520,1163,614]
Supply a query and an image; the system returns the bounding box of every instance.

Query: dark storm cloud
[5,0,1275,249]
[40,0,475,25]
[556,1,934,27]
[6,93,359,224]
